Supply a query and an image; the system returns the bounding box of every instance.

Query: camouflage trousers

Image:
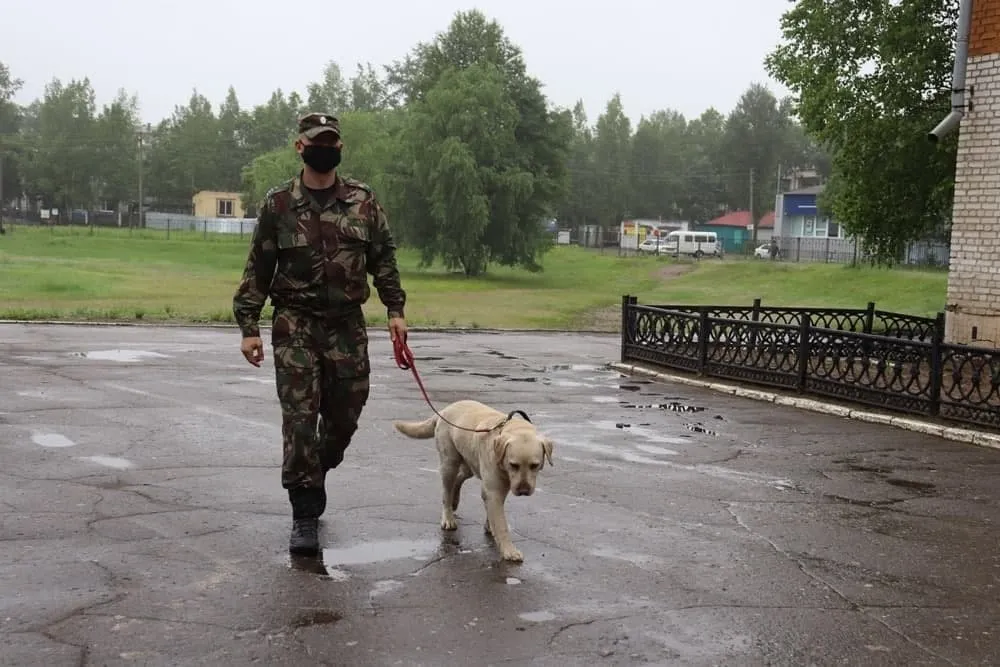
[271,308,371,490]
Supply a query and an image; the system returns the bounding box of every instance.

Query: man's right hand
[241,336,264,367]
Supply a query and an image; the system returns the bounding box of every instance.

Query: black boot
[288,487,326,556]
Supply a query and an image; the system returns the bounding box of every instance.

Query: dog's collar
[493,409,531,430]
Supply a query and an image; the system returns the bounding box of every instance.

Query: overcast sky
[4,0,793,126]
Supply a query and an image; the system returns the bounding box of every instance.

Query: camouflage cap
[298,112,341,139]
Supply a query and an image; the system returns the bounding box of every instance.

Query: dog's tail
[392,415,438,439]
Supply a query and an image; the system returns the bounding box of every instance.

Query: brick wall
[970,0,1000,56]
[945,3,1000,344]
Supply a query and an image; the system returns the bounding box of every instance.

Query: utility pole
[749,168,756,247]
[136,124,150,229]
[0,152,5,233]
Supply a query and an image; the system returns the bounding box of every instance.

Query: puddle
[440,368,465,374]
[471,372,506,379]
[370,579,404,597]
[487,350,520,361]
[593,420,691,445]
[17,390,48,398]
[238,375,273,384]
[546,364,601,372]
[78,455,134,470]
[885,478,936,492]
[845,463,894,475]
[416,356,444,361]
[591,546,660,566]
[322,539,439,566]
[519,610,557,623]
[291,609,342,628]
[621,402,706,413]
[79,350,170,363]
[633,444,680,456]
[32,432,76,448]
[618,384,642,391]
[547,379,595,388]
[685,423,718,436]
[506,577,522,585]
[506,377,537,383]
[591,396,621,404]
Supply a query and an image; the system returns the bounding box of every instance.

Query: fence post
[620,295,633,362]
[750,297,761,348]
[796,237,801,262]
[863,302,876,334]
[797,313,811,392]
[698,307,710,376]
[203,220,208,239]
[929,312,946,416]
[167,218,171,240]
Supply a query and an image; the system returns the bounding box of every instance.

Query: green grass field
[0,225,948,330]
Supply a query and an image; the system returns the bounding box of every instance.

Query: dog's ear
[540,436,554,466]
[492,435,511,464]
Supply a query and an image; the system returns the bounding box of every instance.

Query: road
[1,323,998,666]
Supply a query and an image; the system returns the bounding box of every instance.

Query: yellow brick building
[192,191,245,219]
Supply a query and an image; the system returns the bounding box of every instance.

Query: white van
[662,231,724,258]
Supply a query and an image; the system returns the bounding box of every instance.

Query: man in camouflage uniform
[232,112,407,556]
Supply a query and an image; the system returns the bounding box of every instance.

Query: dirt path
[577,261,695,332]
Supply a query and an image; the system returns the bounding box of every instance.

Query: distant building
[773,185,844,240]
[696,210,774,252]
[619,218,691,250]
[192,191,246,219]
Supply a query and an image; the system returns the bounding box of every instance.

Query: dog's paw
[440,513,458,531]
[500,546,524,562]
[483,519,492,536]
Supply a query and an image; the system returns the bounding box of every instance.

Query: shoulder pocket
[277,232,310,249]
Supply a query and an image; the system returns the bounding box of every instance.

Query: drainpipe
[928,0,975,142]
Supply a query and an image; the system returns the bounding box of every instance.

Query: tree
[765,0,959,263]
[555,100,601,228]
[306,62,351,114]
[145,90,221,207]
[349,63,391,112]
[19,78,99,214]
[678,108,727,223]
[92,89,140,209]
[591,93,632,228]
[629,109,688,220]
[0,62,24,205]
[217,86,249,191]
[386,9,571,274]
[719,83,794,240]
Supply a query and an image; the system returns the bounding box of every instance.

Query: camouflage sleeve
[366,196,407,319]
[232,198,278,338]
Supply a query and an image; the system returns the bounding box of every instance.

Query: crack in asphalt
[547,613,637,646]
[725,503,961,666]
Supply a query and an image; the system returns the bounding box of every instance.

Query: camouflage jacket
[232,172,406,338]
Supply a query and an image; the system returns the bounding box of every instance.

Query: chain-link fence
[550,225,949,267]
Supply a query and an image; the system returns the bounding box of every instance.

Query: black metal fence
[620,296,1000,431]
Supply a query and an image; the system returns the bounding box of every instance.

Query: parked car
[638,238,670,253]
[753,243,771,259]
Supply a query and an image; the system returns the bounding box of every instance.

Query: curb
[0,319,618,336]
[608,361,1000,451]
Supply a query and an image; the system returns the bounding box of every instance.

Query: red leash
[392,334,527,434]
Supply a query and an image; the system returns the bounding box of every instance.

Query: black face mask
[301,144,341,173]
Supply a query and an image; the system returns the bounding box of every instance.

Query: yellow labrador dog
[393,399,554,562]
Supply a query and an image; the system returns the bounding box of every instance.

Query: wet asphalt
[1,323,999,667]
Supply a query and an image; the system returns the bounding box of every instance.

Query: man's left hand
[388,316,407,343]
